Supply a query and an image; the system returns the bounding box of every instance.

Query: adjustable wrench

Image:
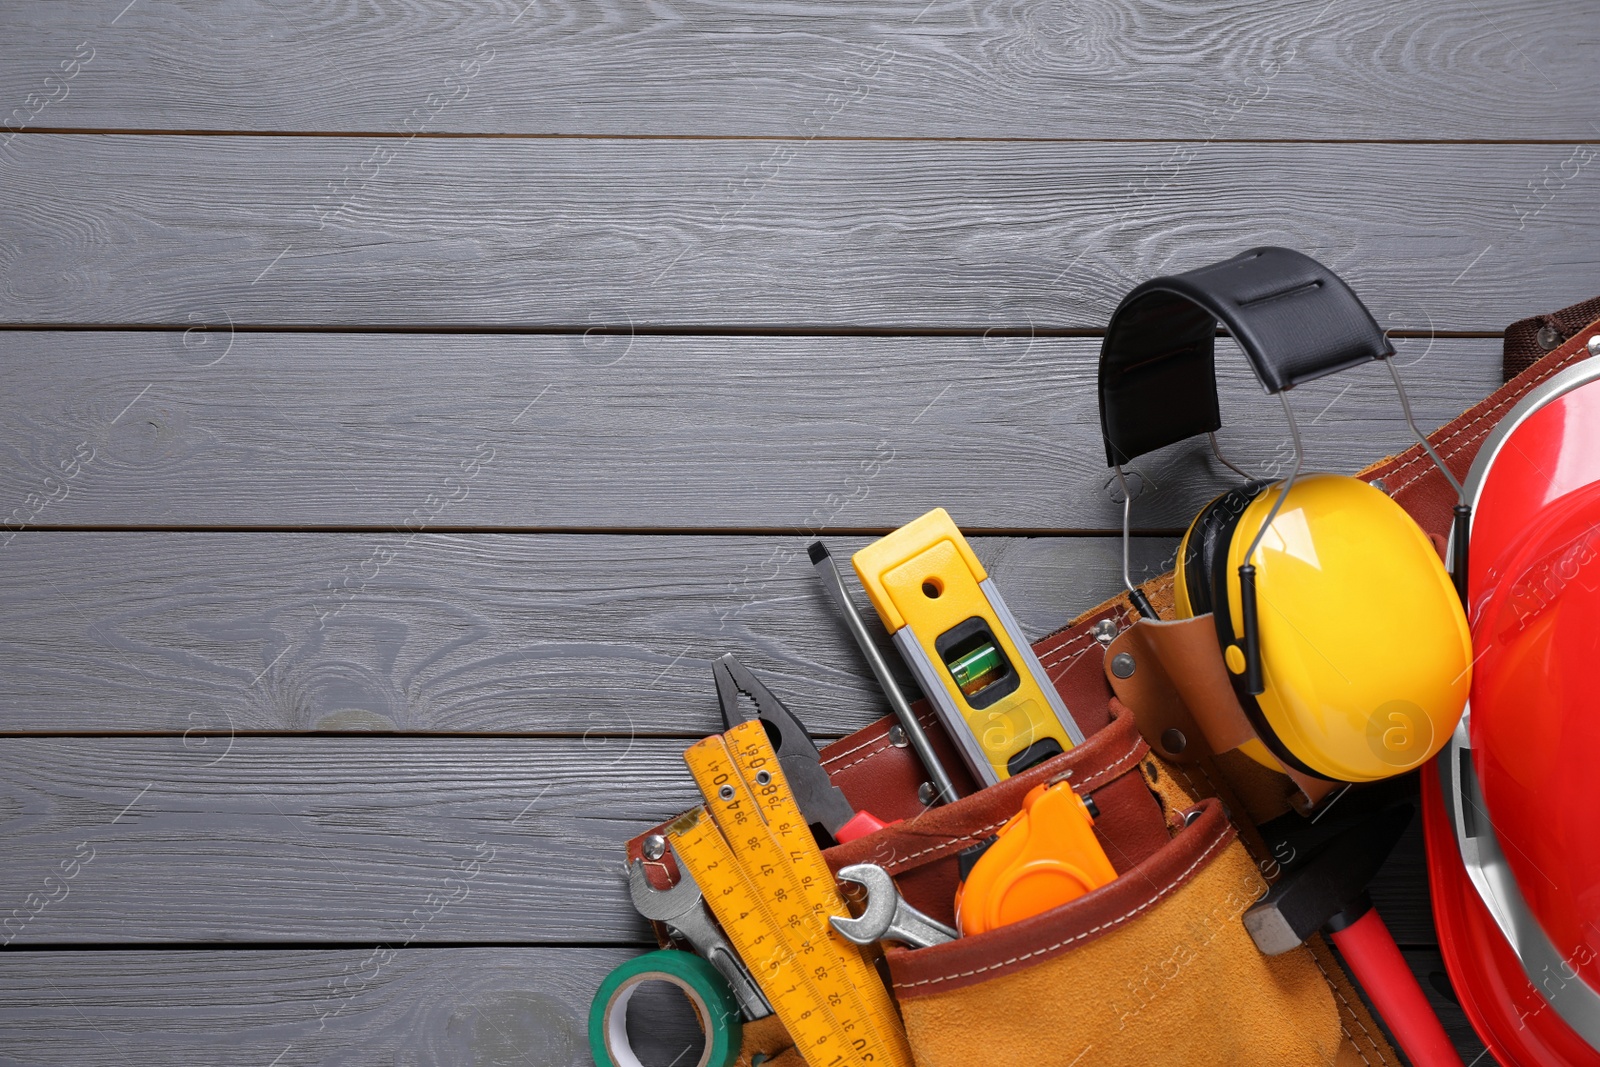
[626,859,772,1020]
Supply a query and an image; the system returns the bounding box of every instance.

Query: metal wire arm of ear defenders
[1236,392,1306,696]
[1209,431,1251,480]
[1383,357,1470,606]
[1113,464,1160,620]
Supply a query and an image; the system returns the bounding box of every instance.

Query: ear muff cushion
[1180,483,1267,619]
[1175,481,1334,779]
[1208,480,1342,782]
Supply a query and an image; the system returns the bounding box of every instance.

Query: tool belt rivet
[1111,652,1137,678]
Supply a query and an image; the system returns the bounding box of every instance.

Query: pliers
[713,653,889,846]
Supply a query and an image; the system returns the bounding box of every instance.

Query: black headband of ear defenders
[1098,246,1395,467]
[1097,247,1400,702]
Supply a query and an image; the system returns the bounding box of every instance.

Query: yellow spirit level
[852,508,1083,786]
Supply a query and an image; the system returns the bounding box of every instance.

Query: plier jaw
[714,653,816,751]
[711,653,884,846]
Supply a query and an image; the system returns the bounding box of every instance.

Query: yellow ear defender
[1099,248,1473,784]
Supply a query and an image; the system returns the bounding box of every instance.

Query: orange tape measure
[955,778,1117,936]
[668,721,913,1067]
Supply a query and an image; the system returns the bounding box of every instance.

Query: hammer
[1245,801,1463,1067]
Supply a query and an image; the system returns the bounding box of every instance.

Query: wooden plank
[1367,813,1432,948]
[0,946,1484,1067]
[1,138,1594,331]
[0,736,695,945]
[0,533,1175,734]
[0,333,1502,530]
[0,947,702,1066]
[0,946,1482,1065]
[0,0,1595,139]
[0,737,1440,947]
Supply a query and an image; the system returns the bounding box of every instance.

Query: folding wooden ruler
[667,719,914,1067]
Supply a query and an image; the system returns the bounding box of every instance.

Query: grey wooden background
[1,1,1595,1063]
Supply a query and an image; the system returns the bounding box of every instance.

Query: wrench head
[828,863,898,945]
[626,857,702,924]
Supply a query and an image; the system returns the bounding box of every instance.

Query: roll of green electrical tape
[588,949,742,1067]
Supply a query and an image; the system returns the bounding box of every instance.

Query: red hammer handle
[1329,908,1464,1067]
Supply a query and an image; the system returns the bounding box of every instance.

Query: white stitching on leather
[881,815,1016,872]
[895,825,1234,989]
[1383,345,1586,496]
[1038,626,1097,671]
[1386,421,1494,496]
[1170,762,1207,804]
[825,737,894,773]
[822,708,943,770]
[872,737,1143,873]
[1309,943,1386,1066]
[1073,737,1145,791]
[821,728,892,767]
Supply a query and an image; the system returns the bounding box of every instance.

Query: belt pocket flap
[823,703,1160,925]
[887,797,1235,997]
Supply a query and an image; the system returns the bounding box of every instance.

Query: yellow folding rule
[667,719,914,1067]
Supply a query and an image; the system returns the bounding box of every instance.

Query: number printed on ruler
[722,720,912,1065]
[687,727,913,1067]
[685,737,876,1065]
[667,807,863,1067]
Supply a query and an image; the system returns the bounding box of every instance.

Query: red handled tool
[1245,801,1462,1067]
[1329,907,1462,1067]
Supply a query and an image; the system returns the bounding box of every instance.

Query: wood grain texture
[0,947,702,1066]
[0,736,1437,947]
[0,0,1595,139]
[2,137,1597,330]
[0,333,1501,530]
[0,736,698,945]
[1367,813,1431,948]
[0,533,1174,734]
[0,0,1549,1038]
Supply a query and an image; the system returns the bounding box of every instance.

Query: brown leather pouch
[881,797,1344,1067]
[630,591,1400,1064]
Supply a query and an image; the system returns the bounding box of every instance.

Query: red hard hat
[1426,356,1600,1064]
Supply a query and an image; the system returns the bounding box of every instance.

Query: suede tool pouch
[881,798,1341,1067]
[823,710,1343,1067]
[808,600,1394,1067]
